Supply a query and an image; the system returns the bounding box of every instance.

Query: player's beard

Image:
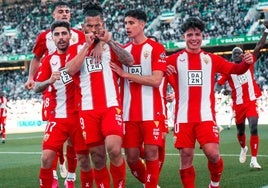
[57,41,69,52]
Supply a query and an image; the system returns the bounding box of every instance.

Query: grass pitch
[0,124,268,188]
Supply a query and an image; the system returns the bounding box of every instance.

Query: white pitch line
[0,151,41,154]
[166,153,268,157]
[5,135,42,140]
[1,151,268,158]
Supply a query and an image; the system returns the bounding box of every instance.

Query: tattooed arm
[34,71,60,93]
[106,40,134,66]
[97,30,134,66]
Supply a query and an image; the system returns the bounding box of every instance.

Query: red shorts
[173,121,219,149]
[42,113,88,155]
[234,100,258,124]
[123,120,164,148]
[0,116,6,125]
[80,106,123,147]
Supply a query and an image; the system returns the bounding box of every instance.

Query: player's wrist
[264,28,268,34]
[107,40,112,44]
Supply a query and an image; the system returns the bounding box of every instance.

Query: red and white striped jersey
[0,96,7,117]
[167,49,247,123]
[35,51,75,119]
[217,55,261,105]
[121,39,166,121]
[33,28,85,119]
[67,43,121,111]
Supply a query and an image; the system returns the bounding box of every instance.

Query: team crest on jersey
[202,56,209,64]
[143,50,150,59]
[71,35,77,43]
[43,133,50,142]
[188,71,203,86]
[103,44,107,51]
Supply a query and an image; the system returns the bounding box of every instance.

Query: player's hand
[49,71,61,84]
[25,79,35,90]
[243,53,253,64]
[96,29,112,43]
[85,32,95,47]
[110,62,127,78]
[90,41,104,64]
[166,65,176,75]
[166,93,175,102]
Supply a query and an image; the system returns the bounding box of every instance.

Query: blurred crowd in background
[1,0,268,122]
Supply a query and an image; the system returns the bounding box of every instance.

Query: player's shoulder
[71,28,84,34]
[41,52,55,64]
[122,41,132,49]
[67,42,82,51]
[169,49,186,58]
[37,29,51,37]
[147,38,164,47]
[199,50,222,61]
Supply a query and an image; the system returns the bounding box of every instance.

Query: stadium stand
[0,0,266,54]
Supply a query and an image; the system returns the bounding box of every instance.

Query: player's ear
[182,34,186,40]
[81,23,86,33]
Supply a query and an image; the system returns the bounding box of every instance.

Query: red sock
[250,135,259,157]
[128,159,146,183]
[80,169,94,188]
[179,166,195,188]
[94,167,110,188]
[58,146,65,165]
[1,124,5,138]
[237,134,246,148]
[110,160,126,188]
[208,157,224,182]
[39,168,53,188]
[66,145,77,173]
[159,145,165,173]
[52,154,59,171]
[145,160,160,188]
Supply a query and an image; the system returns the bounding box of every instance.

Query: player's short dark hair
[52,1,70,12]
[125,9,147,22]
[147,35,158,42]
[83,2,103,18]
[181,17,205,33]
[51,20,71,33]
[232,47,243,54]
